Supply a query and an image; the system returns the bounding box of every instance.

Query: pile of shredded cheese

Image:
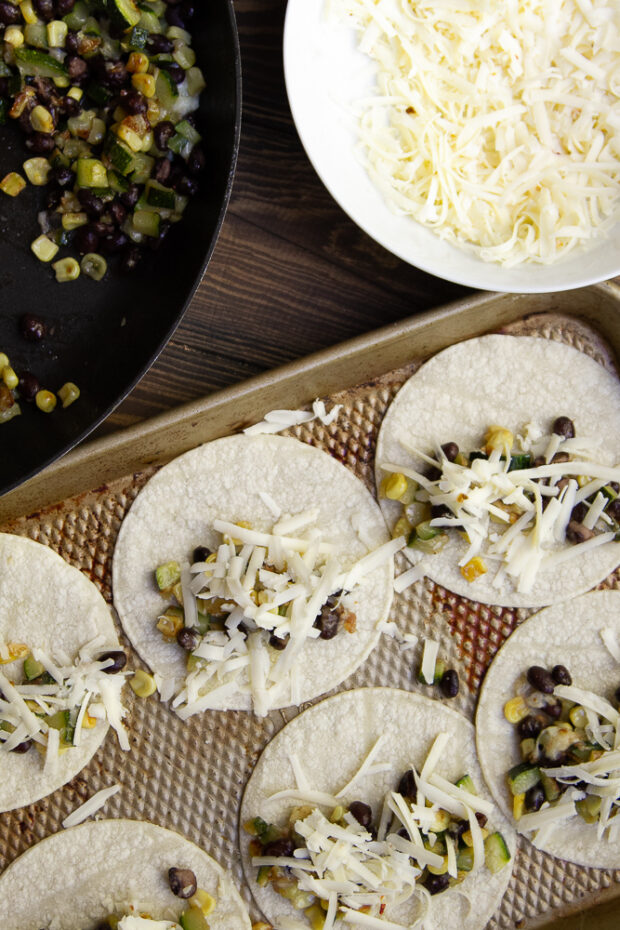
[170,512,404,718]
[0,634,129,779]
[517,683,620,846]
[253,733,497,929]
[382,426,620,594]
[329,0,620,266]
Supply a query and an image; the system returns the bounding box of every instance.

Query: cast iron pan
[0,0,241,497]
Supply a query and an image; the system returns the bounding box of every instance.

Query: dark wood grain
[99,0,471,433]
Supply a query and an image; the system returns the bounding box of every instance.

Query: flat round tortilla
[0,533,120,813]
[476,590,620,868]
[375,334,620,607]
[0,818,251,930]
[112,435,393,712]
[240,687,515,929]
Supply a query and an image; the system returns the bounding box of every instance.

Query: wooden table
[102,0,470,435]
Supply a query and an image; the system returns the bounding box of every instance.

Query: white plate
[283,0,620,293]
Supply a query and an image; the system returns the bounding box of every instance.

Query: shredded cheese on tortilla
[330,0,620,266]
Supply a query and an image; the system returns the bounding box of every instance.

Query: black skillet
[0,0,241,497]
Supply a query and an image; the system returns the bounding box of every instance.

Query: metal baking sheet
[0,283,619,930]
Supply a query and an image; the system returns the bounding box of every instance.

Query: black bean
[441,442,459,462]
[18,109,35,135]
[566,521,594,544]
[440,669,459,699]
[46,188,62,210]
[166,5,187,27]
[147,33,174,54]
[18,371,40,401]
[397,769,417,802]
[423,872,450,895]
[430,504,451,519]
[33,0,54,20]
[262,838,294,858]
[51,165,75,188]
[104,62,129,89]
[26,132,55,154]
[475,812,488,828]
[527,665,556,694]
[163,62,185,85]
[147,220,171,251]
[314,604,340,640]
[187,146,206,176]
[176,175,198,197]
[10,740,33,754]
[192,545,211,563]
[64,30,80,54]
[154,120,175,151]
[0,1,22,24]
[74,226,99,255]
[607,499,620,523]
[66,55,88,81]
[60,95,80,117]
[544,701,562,720]
[109,201,127,227]
[154,156,172,185]
[177,627,198,652]
[78,188,105,217]
[348,801,372,829]
[120,88,148,115]
[517,714,543,739]
[120,183,140,209]
[525,784,545,812]
[426,466,442,482]
[19,314,46,342]
[571,502,587,524]
[98,650,127,673]
[100,231,128,255]
[120,244,142,272]
[168,867,197,899]
[447,818,468,840]
[552,416,575,439]
[56,0,76,14]
[268,633,288,651]
[552,665,572,686]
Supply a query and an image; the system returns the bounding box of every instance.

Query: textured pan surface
[0,0,241,497]
[0,311,618,930]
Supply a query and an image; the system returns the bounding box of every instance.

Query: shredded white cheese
[62,783,121,829]
[330,0,620,266]
[244,399,342,435]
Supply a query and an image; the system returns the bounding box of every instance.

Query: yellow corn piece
[67,85,83,101]
[576,475,590,488]
[462,828,488,847]
[460,557,487,583]
[30,105,55,134]
[189,889,216,917]
[382,472,408,501]
[4,24,24,46]
[330,805,345,823]
[52,257,80,283]
[569,705,587,728]
[116,122,143,152]
[2,366,18,390]
[23,157,51,186]
[484,425,513,454]
[58,382,80,408]
[504,695,529,724]
[156,611,184,640]
[130,669,157,697]
[251,923,273,930]
[19,0,37,24]
[132,72,156,98]
[81,713,97,729]
[304,904,325,930]
[36,390,57,413]
[513,793,525,821]
[392,515,412,540]
[127,51,149,73]
[0,644,29,664]
[0,353,9,372]
[1,172,26,197]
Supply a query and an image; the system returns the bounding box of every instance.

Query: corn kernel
[569,705,587,728]
[251,924,272,930]
[146,99,161,126]
[156,611,184,640]
[30,234,59,263]
[19,0,37,24]
[36,389,57,413]
[513,793,525,821]
[329,805,345,823]
[23,157,51,186]
[0,353,9,372]
[189,890,216,917]
[462,828,488,847]
[81,713,97,729]
[5,24,24,45]
[2,366,18,390]
[132,72,156,97]
[392,515,412,539]
[382,472,408,501]
[127,51,149,74]
[130,668,157,697]
[67,85,83,101]
[58,382,80,408]
[0,643,29,664]
[173,43,195,69]
[460,556,487,582]
[47,19,68,47]
[577,475,589,488]
[116,122,144,152]
[1,172,26,197]
[30,105,55,134]
[52,257,81,282]
[52,75,70,88]
[304,904,325,930]
[484,425,513,454]
[504,695,529,724]
[61,212,88,231]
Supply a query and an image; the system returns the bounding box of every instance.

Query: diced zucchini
[195,610,210,635]
[62,1,89,29]
[167,133,192,159]
[85,82,113,107]
[456,846,474,872]
[484,832,511,874]
[508,453,532,471]
[126,24,149,50]
[179,907,209,930]
[540,771,561,803]
[129,152,155,184]
[76,158,108,188]
[105,137,136,176]
[24,23,49,49]
[23,655,46,681]
[105,0,141,29]
[156,67,179,109]
[576,795,601,824]
[455,774,476,794]
[145,180,176,210]
[138,9,162,33]
[507,762,541,796]
[417,658,445,685]
[133,209,160,237]
[256,865,271,887]
[14,48,68,80]
[108,169,130,193]
[175,119,201,145]
[155,560,181,590]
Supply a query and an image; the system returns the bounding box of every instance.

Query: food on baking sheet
[329,0,620,266]
[476,589,620,869]
[0,819,251,930]
[375,334,620,607]
[240,687,515,930]
[0,532,128,813]
[112,434,396,715]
